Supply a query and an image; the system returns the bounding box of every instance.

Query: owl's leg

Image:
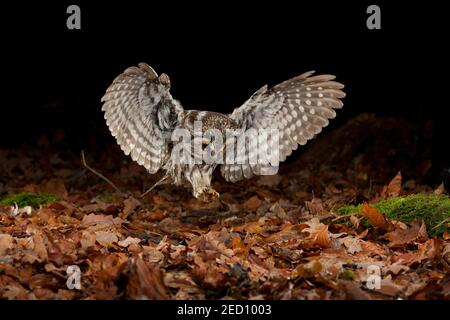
[186,165,219,202]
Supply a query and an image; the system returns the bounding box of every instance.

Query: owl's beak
[194,187,220,202]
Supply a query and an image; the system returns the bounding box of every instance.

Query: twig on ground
[431,217,450,230]
[81,150,125,196]
[299,212,337,222]
[140,175,169,198]
[331,212,360,222]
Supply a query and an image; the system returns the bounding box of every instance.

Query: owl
[101,63,345,201]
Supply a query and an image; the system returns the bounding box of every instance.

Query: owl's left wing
[101,63,184,173]
[221,71,345,182]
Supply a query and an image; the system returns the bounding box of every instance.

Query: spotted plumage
[101,63,345,200]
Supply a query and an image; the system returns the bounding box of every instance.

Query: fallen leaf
[302,218,331,248]
[341,236,363,254]
[80,230,97,250]
[41,178,68,198]
[373,275,405,297]
[357,229,369,239]
[414,238,441,264]
[292,260,322,279]
[360,203,393,232]
[126,255,169,299]
[269,202,286,219]
[19,237,48,264]
[95,231,119,247]
[121,196,141,219]
[434,182,445,195]
[142,245,166,264]
[243,196,262,211]
[158,217,183,234]
[81,213,123,231]
[341,280,373,300]
[234,218,266,235]
[0,234,14,255]
[442,243,450,266]
[350,215,360,229]
[118,236,141,247]
[444,230,450,241]
[386,259,410,275]
[385,221,428,248]
[381,171,402,198]
[230,236,246,255]
[163,270,202,297]
[0,278,32,300]
[264,223,302,243]
[305,198,324,215]
[145,209,168,222]
[82,213,114,226]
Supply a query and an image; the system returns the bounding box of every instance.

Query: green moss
[339,269,355,280]
[0,192,59,209]
[335,204,371,228]
[336,194,450,237]
[336,205,361,215]
[95,194,114,202]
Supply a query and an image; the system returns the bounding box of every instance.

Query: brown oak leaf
[360,203,394,232]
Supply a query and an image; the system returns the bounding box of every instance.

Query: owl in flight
[101,63,345,201]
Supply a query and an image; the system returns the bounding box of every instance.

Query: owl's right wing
[101,63,184,173]
[222,71,345,182]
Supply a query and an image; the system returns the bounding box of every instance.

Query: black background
[0,299,444,320]
[1,1,448,167]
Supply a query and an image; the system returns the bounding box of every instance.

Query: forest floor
[0,113,449,300]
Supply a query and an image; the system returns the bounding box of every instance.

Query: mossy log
[337,194,450,237]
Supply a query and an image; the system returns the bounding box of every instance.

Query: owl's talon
[195,187,220,202]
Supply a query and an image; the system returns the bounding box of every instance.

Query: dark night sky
[0,1,448,153]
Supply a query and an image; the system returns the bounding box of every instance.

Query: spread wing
[101,63,183,173]
[221,71,345,182]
